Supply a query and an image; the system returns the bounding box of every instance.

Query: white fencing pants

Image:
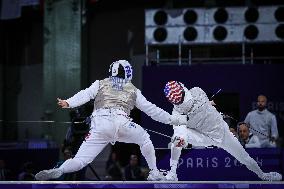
[171,122,263,177]
[59,109,158,173]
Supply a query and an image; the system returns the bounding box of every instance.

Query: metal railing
[145,42,284,66]
[0,120,73,148]
[146,56,284,66]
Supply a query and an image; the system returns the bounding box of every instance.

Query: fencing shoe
[35,168,63,181]
[260,172,282,181]
[147,169,165,181]
[165,171,178,181]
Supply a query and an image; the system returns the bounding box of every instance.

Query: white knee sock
[243,155,264,178]
[170,144,182,173]
[221,128,264,178]
[58,158,85,173]
[140,141,157,171]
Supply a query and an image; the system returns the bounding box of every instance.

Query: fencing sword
[209,89,273,140]
[221,112,273,140]
[210,88,222,100]
[144,128,172,139]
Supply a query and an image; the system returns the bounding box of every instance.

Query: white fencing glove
[171,136,187,148]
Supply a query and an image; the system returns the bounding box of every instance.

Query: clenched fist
[57,98,69,108]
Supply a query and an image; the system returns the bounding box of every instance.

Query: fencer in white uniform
[163,81,282,181]
[35,60,187,181]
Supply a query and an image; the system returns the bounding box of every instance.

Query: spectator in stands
[238,122,261,148]
[105,151,123,180]
[18,162,35,181]
[0,159,12,181]
[54,146,73,180]
[55,146,73,168]
[56,108,91,181]
[54,146,86,180]
[245,95,278,148]
[124,154,144,181]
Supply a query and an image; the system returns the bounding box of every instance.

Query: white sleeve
[135,89,172,124]
[270,115,278,138]
[244,112,250,124]
[66,80,100,108]
[245,135,261,148]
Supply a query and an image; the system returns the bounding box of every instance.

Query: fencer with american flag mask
[35,60,188,181]
[163,81,282,181]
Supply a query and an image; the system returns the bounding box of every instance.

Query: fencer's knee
[139,131,152,148]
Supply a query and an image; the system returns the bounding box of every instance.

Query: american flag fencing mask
[164,81,185,105]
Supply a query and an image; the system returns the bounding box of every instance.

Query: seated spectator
[105,151,123,180]
[18,162,35,181]
[245,95,278,148]
[124,154,144,181]
[54,146,74,180]
[238,122,261,148]
[0,159,12,181]
[54,145,88,180]
[55,146,73,168]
